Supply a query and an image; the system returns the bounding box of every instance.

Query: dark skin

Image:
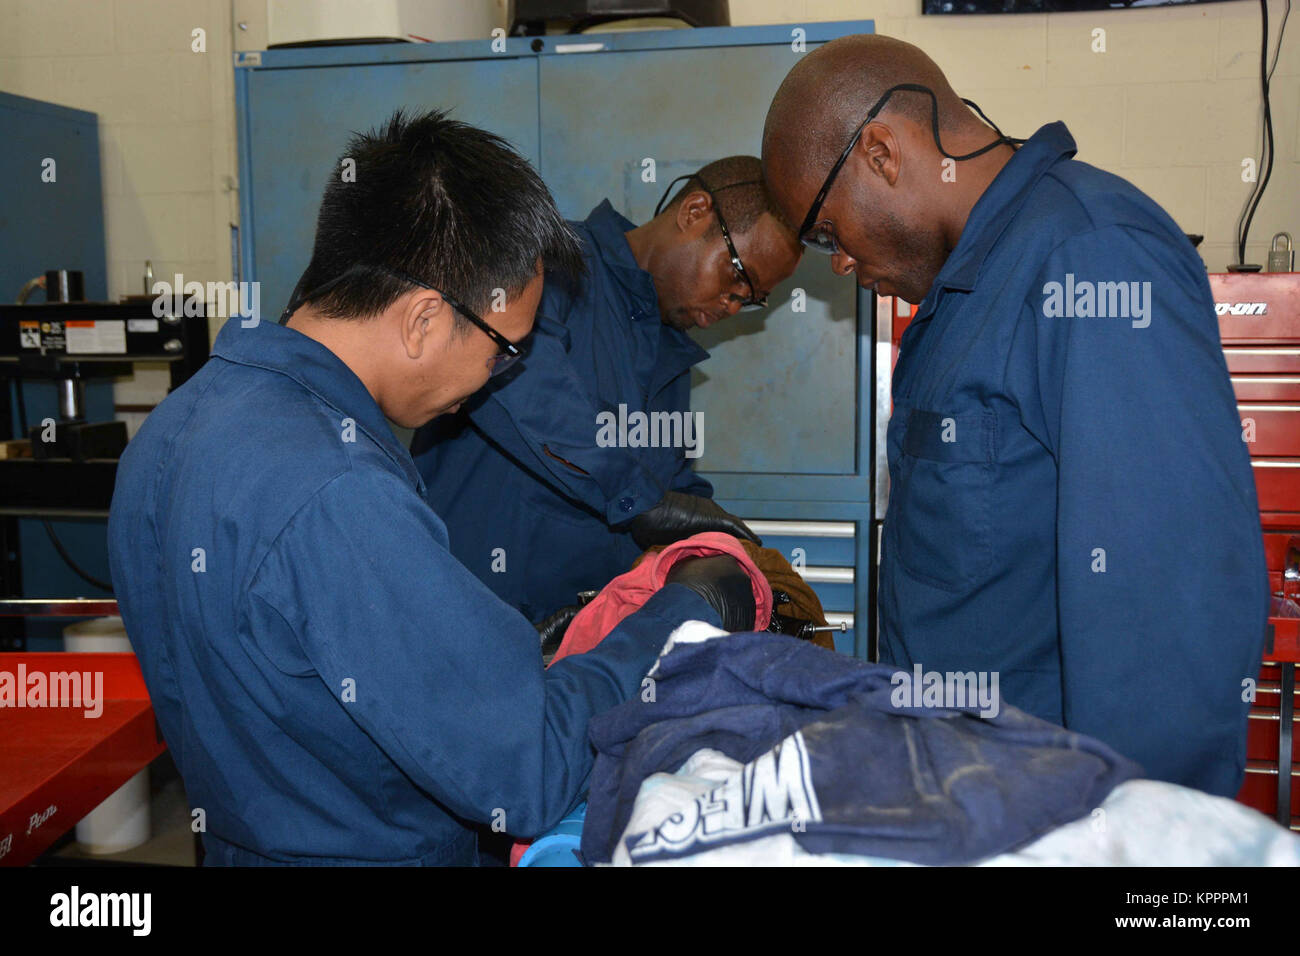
[624,189,802,331]
[764,89,1016,304]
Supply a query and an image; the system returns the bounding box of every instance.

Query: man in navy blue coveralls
[107,111,756,865]
[762,35,1268,796]
[413,156,802,627]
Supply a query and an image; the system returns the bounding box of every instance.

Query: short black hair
[299,108,582,323]
[661,156,779,235]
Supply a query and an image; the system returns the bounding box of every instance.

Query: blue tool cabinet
[233,19,881,657]
[0,93,113,649]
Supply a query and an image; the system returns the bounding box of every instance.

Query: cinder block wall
[729,0,1298,274]
[0,0,1293,336]
[0,0,238,411]
[0,0,235,307]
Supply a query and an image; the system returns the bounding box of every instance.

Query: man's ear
[858,122,901,188]
[399,289,446,359]
[675,189,714,238]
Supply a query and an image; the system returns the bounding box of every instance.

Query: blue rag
[582,631,1143,865]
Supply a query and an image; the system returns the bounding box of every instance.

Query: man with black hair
[108,110,757,866]
[413,155,802,628]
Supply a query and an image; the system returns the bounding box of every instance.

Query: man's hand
[665,555,756,632]
[628,491,762,550]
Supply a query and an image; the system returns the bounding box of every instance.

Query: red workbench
[0,652,166,866]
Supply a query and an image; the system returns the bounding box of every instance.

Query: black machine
[0,278,209,651]
[509,0,729,34]
[0,298,209,512]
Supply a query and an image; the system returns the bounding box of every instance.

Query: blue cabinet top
[233,20,874,71]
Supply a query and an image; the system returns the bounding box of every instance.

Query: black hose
[41,520,114,593]
[11,381,114,594]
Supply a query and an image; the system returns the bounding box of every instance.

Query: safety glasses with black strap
[279,262,524,377]
[655,174,769,312]
[797,82,1025,256]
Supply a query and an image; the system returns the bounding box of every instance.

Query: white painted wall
[730,0,1298,274]
[0,0,1293,357]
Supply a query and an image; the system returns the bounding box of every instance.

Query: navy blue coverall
[878,122,1268,796]
[413,200,712,622]
[107,318,719,865]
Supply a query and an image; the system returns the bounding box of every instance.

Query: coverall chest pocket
[894,407,997,592]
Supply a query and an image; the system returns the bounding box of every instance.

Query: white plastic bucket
[62,617,151,854]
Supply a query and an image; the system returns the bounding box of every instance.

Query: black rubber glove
[665,554,756,632]
[628,491,762,550]
[534,604,581,657]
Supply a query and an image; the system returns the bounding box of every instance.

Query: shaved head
[763,35,971,187]
[761,34,1018,303]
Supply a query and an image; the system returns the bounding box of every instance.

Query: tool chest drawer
[1213,273,1300,345]
[1265,532,1296,571]
[1224,347,1300,374]
[1239,406,1300,456]
[1232,375,1300,402]
[1240,657,1300,832]
[1253,461,1300,513]
[1265,532,1299,593]
[1237,772,1299,830]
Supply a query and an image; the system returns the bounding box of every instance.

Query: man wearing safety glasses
[107,110,758,865]
[762,35,1266,798]
[414,156,802,632]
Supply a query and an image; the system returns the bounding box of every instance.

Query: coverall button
[618,497,634,513]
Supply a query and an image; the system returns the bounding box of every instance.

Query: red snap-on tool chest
[1215,271,1300,831]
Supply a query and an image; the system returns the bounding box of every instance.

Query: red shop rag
[509,532,772,866]
[549,531,772,665]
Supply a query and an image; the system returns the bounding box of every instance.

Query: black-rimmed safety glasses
[655,174,769,311]
[797,82,1025,255]
[279,263,523,377]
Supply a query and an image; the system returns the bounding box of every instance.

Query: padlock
[1267,232,1294,272]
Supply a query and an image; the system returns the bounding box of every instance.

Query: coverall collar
[584,198,710,378]
[926,122,1078,300]
[210,319,425,494]
[587,199,660,310]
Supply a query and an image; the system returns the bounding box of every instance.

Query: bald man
[413,156,801,625]
[762,35,1267,797]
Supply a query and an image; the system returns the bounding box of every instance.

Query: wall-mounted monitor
[924,0,1235,14]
